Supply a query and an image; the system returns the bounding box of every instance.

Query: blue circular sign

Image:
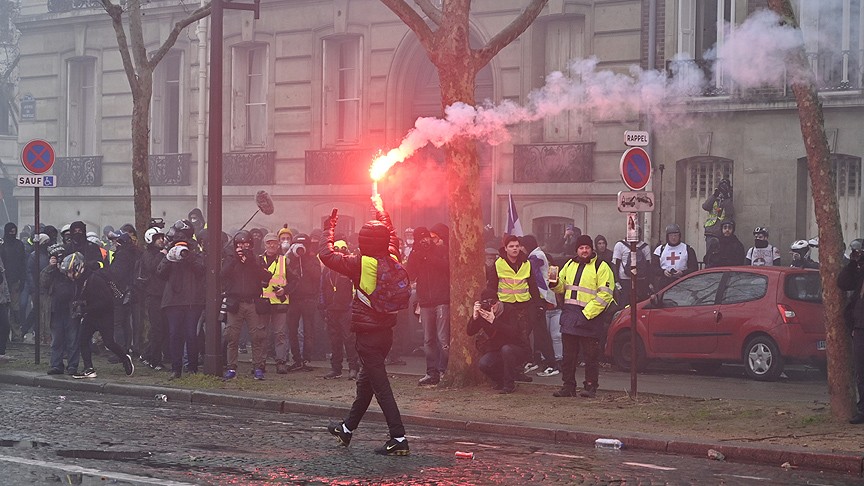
[619,147,651,190]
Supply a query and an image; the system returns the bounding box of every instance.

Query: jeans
[325,309,358,372]
[478,344,527,386]
[419,304,450,377]
[546,309,563,361]
[50,307,79,372]
[164,305,203,374]
[80,313,126,370]
[345,329,405,438]
[561,333,600,390]
[530,306,556,368]
[287,298,319,363]
[225,302,267,371]
[0,303,8,354]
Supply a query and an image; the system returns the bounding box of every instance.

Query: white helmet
[86,232,101,245]
[808,237,819,248]
[144,226,165,245]
[790,239,809,251]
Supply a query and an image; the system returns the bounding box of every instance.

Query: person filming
[467,289,531,394]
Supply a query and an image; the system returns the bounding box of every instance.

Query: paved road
[0,384,854,485]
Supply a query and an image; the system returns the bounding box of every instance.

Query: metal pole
[203,0,224,376]
[629,240,637,397]
[33,187,40,364]
[195,0,208,212]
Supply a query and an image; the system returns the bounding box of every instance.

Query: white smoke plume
[371,9,816,176]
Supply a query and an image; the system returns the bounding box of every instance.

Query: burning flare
[370,147,411,182]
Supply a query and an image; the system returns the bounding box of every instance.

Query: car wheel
[690,362,723,375]
[612,331,647,372]
[743,336,785,381]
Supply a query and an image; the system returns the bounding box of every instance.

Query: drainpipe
[645,0,657,243]
[195,0,209,211]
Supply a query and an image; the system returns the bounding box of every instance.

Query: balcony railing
[149,153,190,186]
[513,143,594,183]
[305,149,376,185]
[54,155,101,187]
[222,151,275,185]
[47,0,104,13]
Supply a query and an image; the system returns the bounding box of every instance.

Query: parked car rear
[604,266,826,381]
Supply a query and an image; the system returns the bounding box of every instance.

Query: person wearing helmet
[165,219,195,247]
[790,239,819,269]
[746,227,781,266]
[653,223,698,289]
[838,239,864,424]
[221,230,273,380]
[156,221,205,380]
[285,232,323,371]
[138,227,168,371]
[62,252,135,379]
[705,220,746,268]
[42,243,79,375]
[319,201,410,456]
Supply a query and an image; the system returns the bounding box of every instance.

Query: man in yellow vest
[486,234,542,379]
[550,234,615,398]
[258,233,294,374]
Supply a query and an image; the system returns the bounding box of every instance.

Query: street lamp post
[204,0,260,376]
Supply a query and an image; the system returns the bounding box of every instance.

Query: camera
[70,300,86,320]
[289,243,307,257]
[480,298,496,311]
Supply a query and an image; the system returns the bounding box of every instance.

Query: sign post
[619,143,654,398]
[20,139,55,364]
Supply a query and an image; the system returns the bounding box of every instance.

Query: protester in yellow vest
[258,233,294,374]
[550,234,614,398]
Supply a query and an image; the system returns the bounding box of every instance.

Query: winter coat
[138,246,167,298]
[287,253,322,301]
[156,242,206,309]
[467,304,530,355]
[405,239,449,307]
[320,267,354,312]
[40,262,74,313]
[221,253,272,301]
[0,224,25,286]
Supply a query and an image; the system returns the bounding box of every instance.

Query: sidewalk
[0,343,860,477]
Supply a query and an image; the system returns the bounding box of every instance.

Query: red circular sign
[619,147,652,191]
[21,139,55,175]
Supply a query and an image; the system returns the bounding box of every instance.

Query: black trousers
[345,328,405,438]
[854,330,864,414]
[531,306,556,368]
[80,314,127,370]
[561,333,600,390]
[325,309,358,372]
[144,294,169,366]
[287,298,319,362]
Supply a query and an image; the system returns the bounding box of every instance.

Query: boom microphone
[256,190,274,215]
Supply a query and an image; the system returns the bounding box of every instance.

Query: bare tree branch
[126,0,149,79]
[473,0,547,68]
[149,2,211,69]
[379,0,436,48]
[0,54,18,83]
[100,0,139,93]
[414,0,442,26]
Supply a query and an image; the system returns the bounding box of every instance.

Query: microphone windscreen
[256,190,274,215]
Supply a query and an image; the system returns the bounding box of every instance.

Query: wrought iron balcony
[513,143,594,183]
[222,151,275,185]
[47,0,104,13]
[149,153,190,186]
[54,155,102,187]
[305,148,376,185]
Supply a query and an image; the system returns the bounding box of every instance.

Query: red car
[604,266,826,381]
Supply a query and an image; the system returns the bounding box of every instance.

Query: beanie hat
[575,234,594,250]
[413,226,431,241]
[519,235,538,253]
[358,220,390,255]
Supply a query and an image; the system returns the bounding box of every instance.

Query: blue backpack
[358,255,411,313]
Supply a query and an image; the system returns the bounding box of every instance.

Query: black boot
[579,382,598,398]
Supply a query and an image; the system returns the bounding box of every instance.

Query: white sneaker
[537,367,560,377]
[523,363,540,373]
[0,354,14,362]
[22,333,35,344]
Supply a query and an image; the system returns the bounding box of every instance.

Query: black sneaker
[327,421,352,447]
[513,373,533,383]
[418,374,440,386]
[498,383,516,394]
[323,370,343,379]
[375,437,410,456]
[73,368,97,379]
[47,368,64,375]
[553,386,576,397]
[122,354,135,376]
[287,361,304,372]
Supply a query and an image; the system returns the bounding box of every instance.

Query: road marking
[0,454,196,485]
[623,462,677,471]
[715,473,770,481]
[534,452,586,459]
[455,441,500,449]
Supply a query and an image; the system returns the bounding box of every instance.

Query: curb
[1,370,861,477]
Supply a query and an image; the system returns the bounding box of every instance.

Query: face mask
[754,239,769,249]
[281,241,291,252]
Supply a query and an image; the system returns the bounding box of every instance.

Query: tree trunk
[131,73,153,242]
[767,0,855,420]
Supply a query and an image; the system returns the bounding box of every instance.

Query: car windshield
[661,272,723,307]
[784,272,822,303]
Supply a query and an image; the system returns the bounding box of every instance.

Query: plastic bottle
[595,438,623,450]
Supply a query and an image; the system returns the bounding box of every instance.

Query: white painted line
[0,454,196,486]
[534,452,586,459]
[455,441,499,449]
[715,474,770,481]
[623,462,677,471]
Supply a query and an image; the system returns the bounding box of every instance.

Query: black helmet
[47,243,66,258]
[167,219,194,242]
[753,226,769,237]
[233,230,253,246]
[60,252,85,280]
[665,223,681,235]
[720,220,735,229]
[358,220,390,255]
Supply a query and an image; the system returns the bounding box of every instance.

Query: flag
[506,192,524,237]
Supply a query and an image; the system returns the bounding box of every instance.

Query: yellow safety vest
[495,257,531,303]
[356,254,399,310]
[552,257,615,320]
[261,255,289,305]
[704,200,725,228]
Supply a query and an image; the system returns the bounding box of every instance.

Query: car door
[647,272,724,355]
[715,271,769,358]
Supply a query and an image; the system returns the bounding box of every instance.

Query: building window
[535,18,584,142]
[323,36,362,145]
[151,51,182,154]
[67,57,96,156]
[688,157,732,199]
[532,216,575,250]
[231,43,268,150]
[678,0,734,89]
[795,0,862,89]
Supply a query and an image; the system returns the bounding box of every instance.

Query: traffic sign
[17,175,57,187]
[624,130,649,147]
[617,191,655,212]
[619,147,652,191]
[21,139,55,175]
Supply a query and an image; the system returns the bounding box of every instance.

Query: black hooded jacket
[406,223,449,307]
[1,223,26,286]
